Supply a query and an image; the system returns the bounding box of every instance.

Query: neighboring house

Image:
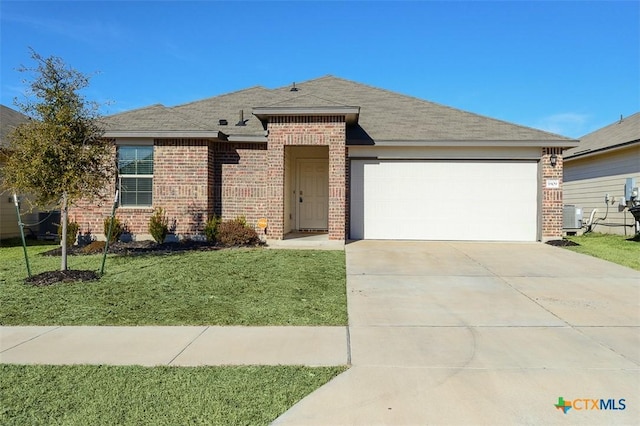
[563,112,640,236]
[70,76,577,242]
[0,105,40,240]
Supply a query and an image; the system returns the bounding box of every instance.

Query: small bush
[103,216,124,243]
[148,207,169,243]
[216,217,260,247]
[204,216,221,243]
[57,219,79,247]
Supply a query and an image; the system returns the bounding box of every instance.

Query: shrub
[57,219,79,247]
[103,216,124,243]
[204,216,221,243]
[216,217,260,247]
[148,207,169,243]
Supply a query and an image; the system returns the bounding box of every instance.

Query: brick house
[70,76,577,242]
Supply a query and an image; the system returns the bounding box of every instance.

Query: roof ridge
[174,85,269,108]
[107,103,166,118]
[269,75,338,91]
[579,111,640,138]
[264,92,352,107]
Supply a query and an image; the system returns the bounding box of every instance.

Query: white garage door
[350,160,538,241]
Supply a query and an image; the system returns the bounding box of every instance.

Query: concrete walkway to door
[274,240,640,425]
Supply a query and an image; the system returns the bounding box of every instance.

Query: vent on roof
[290,82,298,92]
[219,119,228,126]
[236,109,247,126]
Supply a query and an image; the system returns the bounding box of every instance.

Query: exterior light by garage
[550,153,558,167]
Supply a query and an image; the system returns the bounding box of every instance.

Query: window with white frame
[117,146,153,207]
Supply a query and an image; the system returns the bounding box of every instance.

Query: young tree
[2,50,114,271]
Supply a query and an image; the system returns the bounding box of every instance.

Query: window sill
[118,206,154,212]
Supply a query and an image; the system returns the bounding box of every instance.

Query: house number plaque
[546,179,560,189]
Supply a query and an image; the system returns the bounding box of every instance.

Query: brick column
[266,116,347,240]
[266,139,286,239]
[328,131,347,240]
[541,147,563,240]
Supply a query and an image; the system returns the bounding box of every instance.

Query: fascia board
[226,135,268,143]
[564,139,640,161]
[253,106,360,114]
[104,130,222,139]
[357,139,580,148]
[253,106,360,123]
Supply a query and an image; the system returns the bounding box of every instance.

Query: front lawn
[0,246,347,325]
[564,232,640,271]
[0,364,345,425]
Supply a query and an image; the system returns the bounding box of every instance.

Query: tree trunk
[61,192,68,271]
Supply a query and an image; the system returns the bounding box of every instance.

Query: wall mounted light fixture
[550,153,558,167]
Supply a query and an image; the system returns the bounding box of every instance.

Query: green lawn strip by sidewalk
[564,233,640,271]
[0,246,347,326]
[0,364,346,426]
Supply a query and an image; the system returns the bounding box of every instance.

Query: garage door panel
[350,160,538,241]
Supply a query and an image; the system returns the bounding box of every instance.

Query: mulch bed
[545,239,580,247]
[25,269,100,287]
[33,240,263,286]
[41,240,231,257]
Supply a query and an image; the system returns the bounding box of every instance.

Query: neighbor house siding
[564,145,640,235]
[0,155,40,240]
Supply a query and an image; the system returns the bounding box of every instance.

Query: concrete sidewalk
[0,326,348,366]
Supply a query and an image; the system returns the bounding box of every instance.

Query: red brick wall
[541,147,563,239]
[153,139,210,237]
[213,142,268,227]
[71,139,215,239]
[266,116,346,240]
[68,144,116,237]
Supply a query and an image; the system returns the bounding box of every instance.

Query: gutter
[564,139,640,161]
[104,130,222,139]
[348,139,580,148]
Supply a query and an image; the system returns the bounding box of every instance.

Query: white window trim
[117,144,154,208]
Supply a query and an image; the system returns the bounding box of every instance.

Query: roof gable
[0,105,30,149]
[565,112,640,158]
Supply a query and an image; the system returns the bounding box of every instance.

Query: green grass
[0,364,346,426]
[0,246,347,325]
[564,232,640,271]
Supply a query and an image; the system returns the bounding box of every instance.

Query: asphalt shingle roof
[106,104,212,132]
[105,75,575,143]
[0,105,29,149]
[564,112,640,158]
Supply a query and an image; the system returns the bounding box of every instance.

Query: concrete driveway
[274,241,639,425]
